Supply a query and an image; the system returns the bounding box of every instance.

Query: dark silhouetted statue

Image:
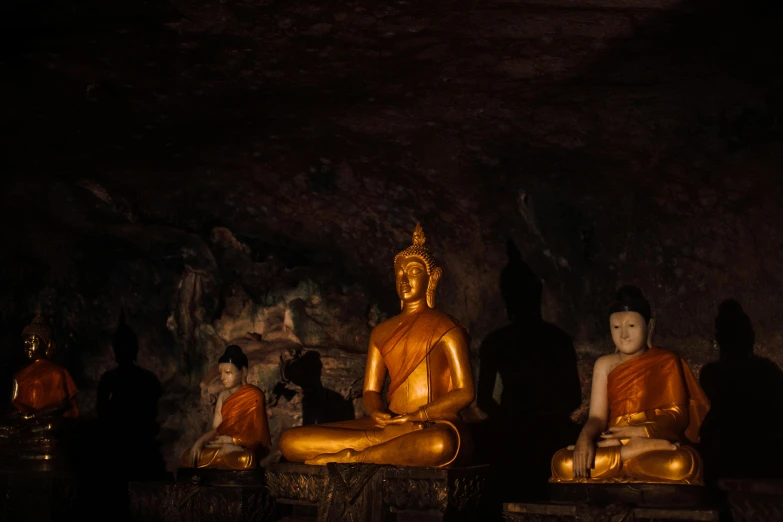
[97,313,165,481]
[699,300,783,481]
[477,241,581,500]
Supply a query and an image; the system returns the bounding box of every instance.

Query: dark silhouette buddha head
[112,311,139,365]
[715,299,755,360]
[500,240,542,321]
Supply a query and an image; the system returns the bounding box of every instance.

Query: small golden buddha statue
[0,313,79,466]
[550,286,710,484]
[182,345,271,470]
[12,313,79,419]
[279,223,474,467]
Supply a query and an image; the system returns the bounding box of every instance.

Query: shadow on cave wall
[699,300,783,484]
[281,350,355,426]
[475,240,582,503]
[72,314,166,519]
[478,0,783,338]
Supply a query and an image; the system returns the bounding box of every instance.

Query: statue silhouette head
[112,310,140,365]
[715,299,754,360]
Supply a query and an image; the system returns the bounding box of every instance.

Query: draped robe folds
[607,346,710,443]
[13,359,79,418]
[186,384,270,470]
[551,347,711,484]
[378,308,462,403]
[276,306,472,468]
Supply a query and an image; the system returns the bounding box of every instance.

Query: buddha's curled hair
[219,344,249,370]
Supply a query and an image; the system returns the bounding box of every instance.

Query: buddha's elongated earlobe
[426,267,442,308]
[647,317,656,349]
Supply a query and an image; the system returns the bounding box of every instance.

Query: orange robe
[13,359,79,418]
[184,384,270,470]
[378,308,462,401]
[551,347,710,484]
[607,346,709,443]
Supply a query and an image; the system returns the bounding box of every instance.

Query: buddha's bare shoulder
[370,308,458,342]
[594,353,623,375]
[370,314,404,343]
[243,383,265,399]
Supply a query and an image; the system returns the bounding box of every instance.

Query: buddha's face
[23,334,48,361]
[395,257,429,304]
[610,311,648,356]
[218,362,245,390]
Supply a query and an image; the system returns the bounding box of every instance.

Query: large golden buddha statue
[550,286,710,484]
[182,345,271,470]
[279,223,474,467]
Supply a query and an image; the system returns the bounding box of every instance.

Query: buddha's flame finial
[22,309,53,346]
[394,222,438,276]
[412,222,426,247]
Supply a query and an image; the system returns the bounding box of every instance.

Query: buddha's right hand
[370,409,395,427]
[619,437,676,461]
[190,443,203,467]
[572,437,596,479]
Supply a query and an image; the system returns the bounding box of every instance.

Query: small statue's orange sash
[13,359,79,418]
[607,346,710,443]
[378,308,462,401]
[215,384,270,450]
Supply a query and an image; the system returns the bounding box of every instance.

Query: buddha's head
[608,285,652,356]
[22,313,54,361]
[218,344,249,390]
[394,223,442,309]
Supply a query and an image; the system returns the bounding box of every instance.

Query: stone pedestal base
[128,468,276,522]
[548,483,710,508]
[504,484,722,522]
[718,479,783,522]
[267,462,489,522]
[0,470,78,522]
[503,502,721,522]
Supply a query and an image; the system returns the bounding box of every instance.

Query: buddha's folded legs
[346,423,460,467]
[181,445,255,470]
[550,446,623,482]
[281,419,463,468]
[624,445,702,484]
[550,445,702,484]
[279,417,423,463]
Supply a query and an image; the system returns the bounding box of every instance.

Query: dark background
[1,0,782,492]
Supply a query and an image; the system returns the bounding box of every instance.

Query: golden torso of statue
[373,309,458,417]
[388,356,445,415]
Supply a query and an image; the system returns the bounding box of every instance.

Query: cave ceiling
[2,0,782,359]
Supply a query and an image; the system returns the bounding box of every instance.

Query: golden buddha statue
[0,312,79,467]
[11,313,79,419]
[279,223,474,467]
[182,345,271,470]
[550,286,710,484]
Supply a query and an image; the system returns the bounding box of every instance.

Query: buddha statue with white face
[182,345,271,469]
[551,286,710,484]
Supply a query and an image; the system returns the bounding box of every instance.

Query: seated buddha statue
[182,345,271,470]
[550,286,710,484]
[279,223,474,468]
[0,313,79,466]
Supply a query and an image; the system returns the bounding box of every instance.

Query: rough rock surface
[1,0,782,469]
